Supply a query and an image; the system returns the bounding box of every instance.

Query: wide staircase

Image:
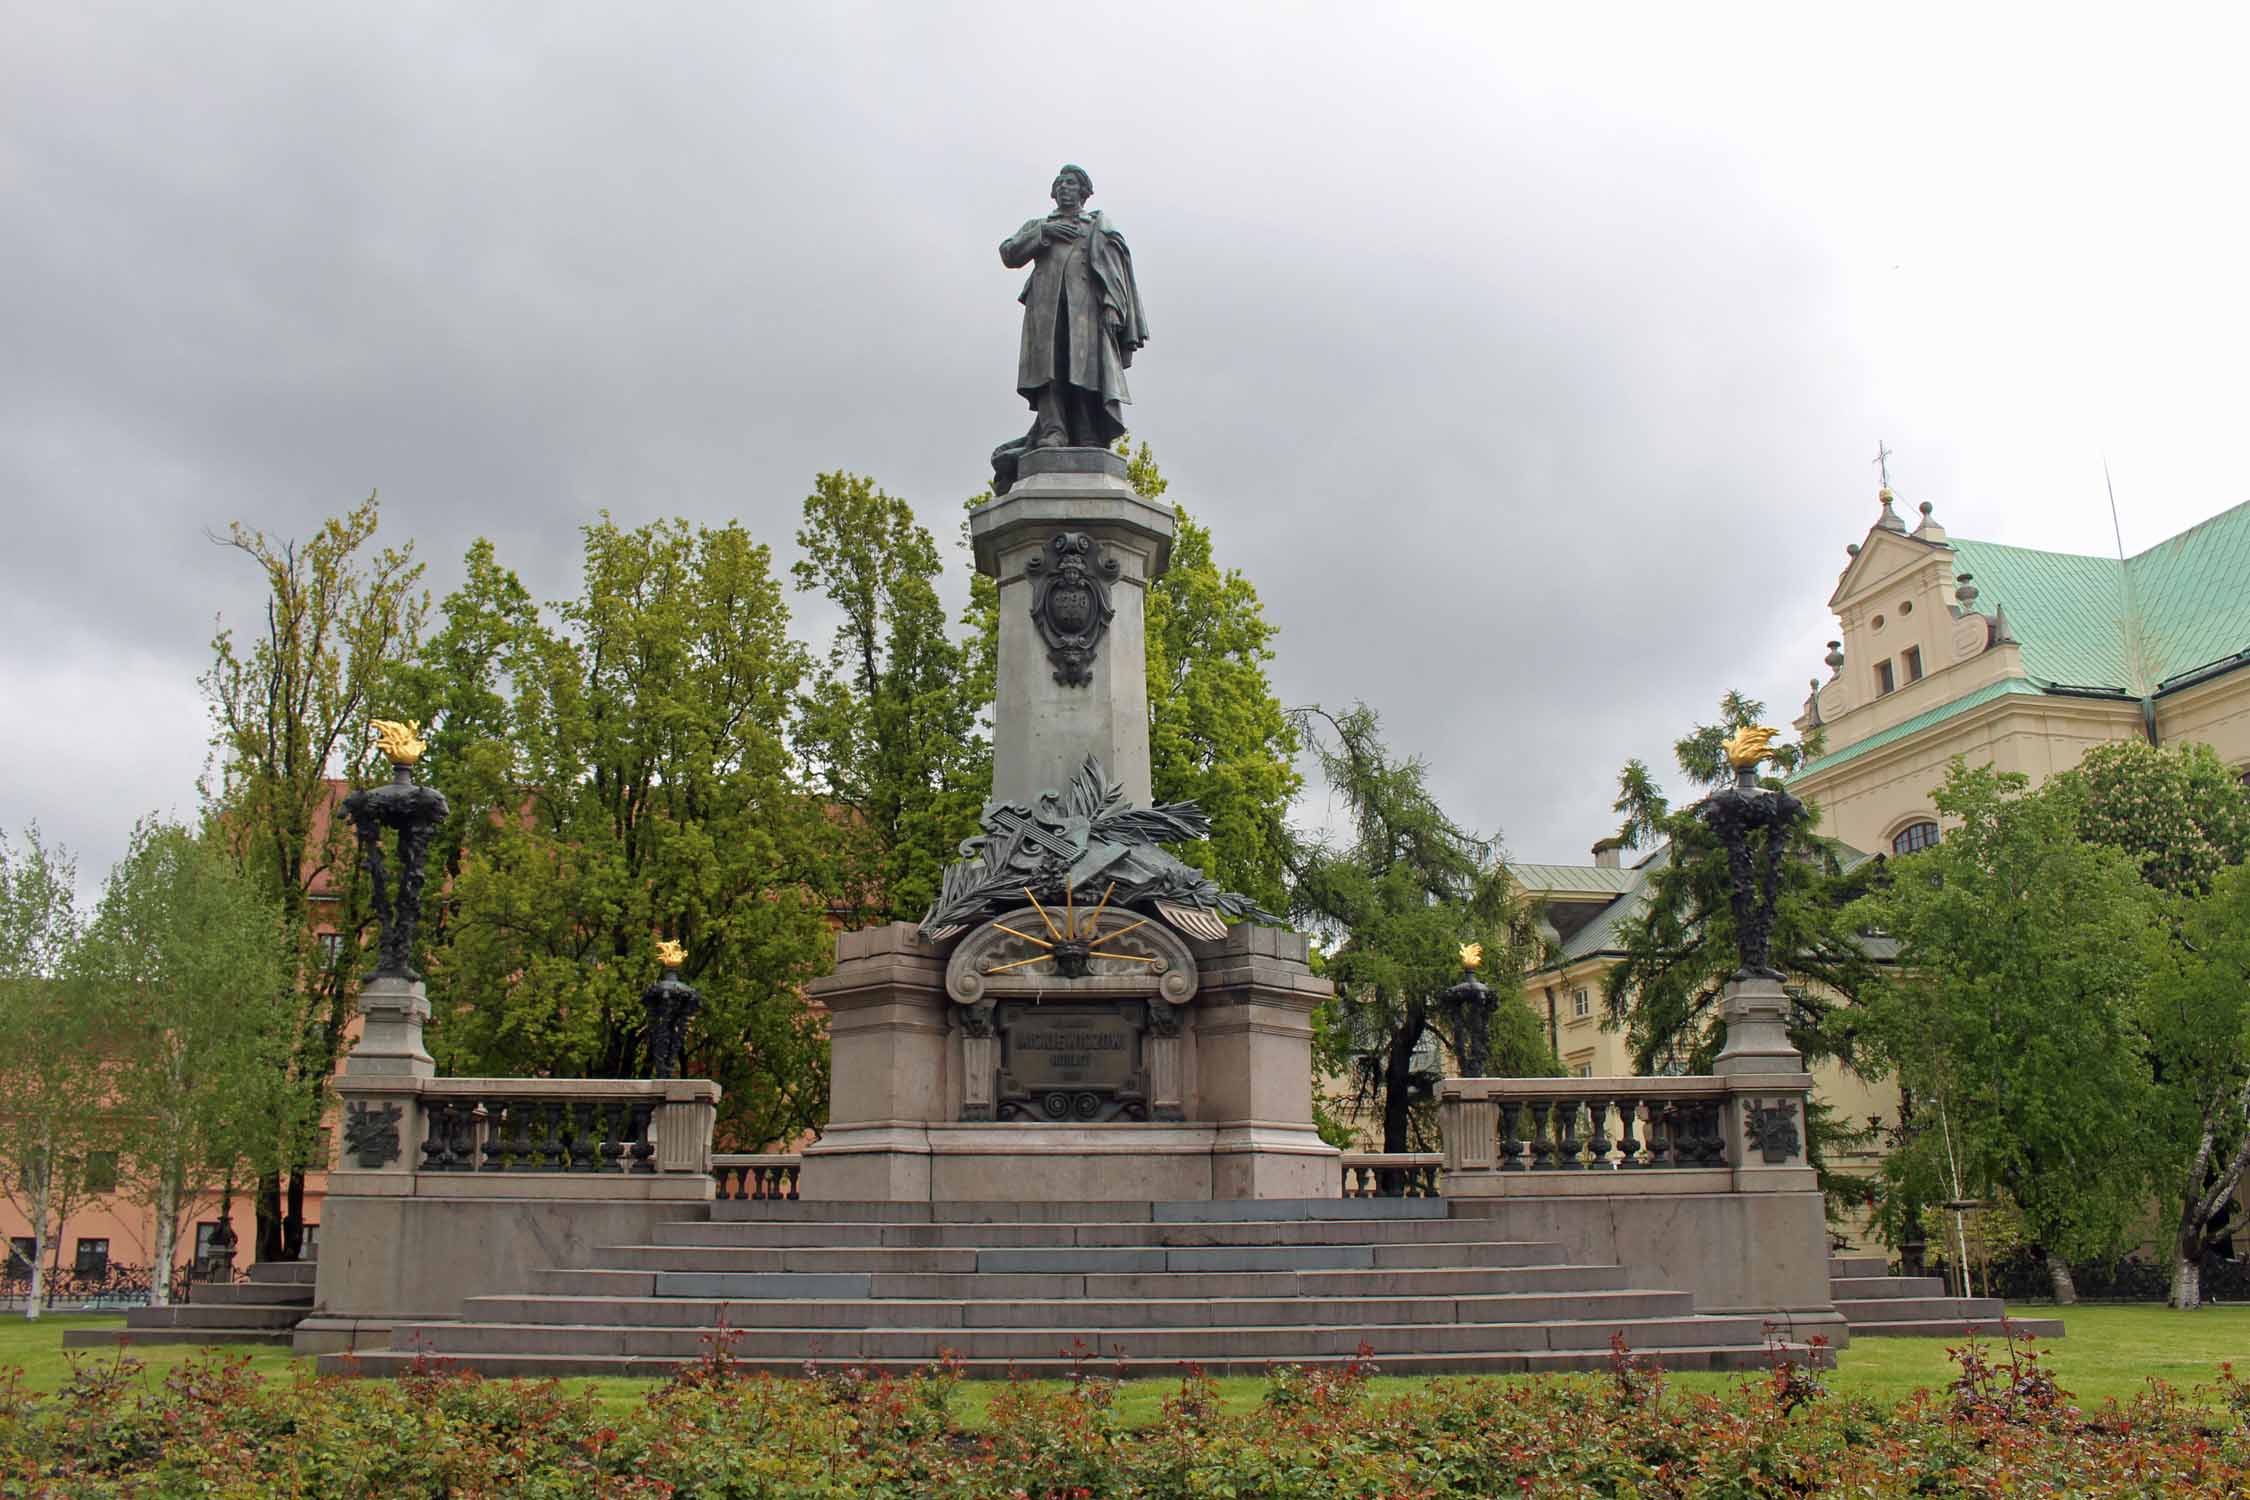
[1828,1254,2065,1339]
[64,1261,316,1349]
[324,1199,1822,1378]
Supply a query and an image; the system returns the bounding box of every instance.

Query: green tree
[1851,760,2166,1302]
[961,441,1300,912]
[794,474,986,922]
[1291,705,1552,1153]
[0,827,94,1321]
[202,495,427,1258]
[72,821,296,1304]
[2146,863,2250,1308]
[2055,740,2250,897]
[409,517,839,1150]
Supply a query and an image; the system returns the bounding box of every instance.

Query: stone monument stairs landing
[323,1200,1826,1378]
[1827,1255,2066,1340]
[65,1261,316,1350]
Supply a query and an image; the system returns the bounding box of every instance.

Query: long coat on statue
[1000,210,1149,445]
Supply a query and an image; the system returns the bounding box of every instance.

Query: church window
[1900,599,1914,616]
[1872,614,1885,631]
[1893,821,1941,855]
[1875,659,1896,695]
[1903,646,1924,682]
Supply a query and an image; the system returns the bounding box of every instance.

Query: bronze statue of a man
[992,165,1148,490]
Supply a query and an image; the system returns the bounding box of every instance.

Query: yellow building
[1514,484,2250,1248]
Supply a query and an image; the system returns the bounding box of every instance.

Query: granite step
[652,1218,1520,1250]
[66,1326,300,1349]
[382,1311,1770,1363]
[529,1262,1632,1302]
[326,1340,1824,1380]
[1827,1255,1888,1279]
[1832,1296,2006,1323]
[604,1238,1569,1274]
[122,1304,306,1331]
[248,1261,318,1286]
[1850,1316,2067,1340]
[457,1287,1698,1331]
[710,1198,1451,1225]
[1828,1275,1948,1300]
[184,1281,317,1307]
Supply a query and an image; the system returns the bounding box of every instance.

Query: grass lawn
[9,1304,2248,1426]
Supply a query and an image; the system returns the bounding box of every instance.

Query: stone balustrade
[712,1153,803,1201]
[330,1074,720,1198]
[1339,1152,1443,1198]
[1437,1072,1814,1198]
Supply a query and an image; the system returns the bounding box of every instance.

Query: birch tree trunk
[2172,1254,2203,1311]
[151,1163,179,1309]
[23,1148,48,1323]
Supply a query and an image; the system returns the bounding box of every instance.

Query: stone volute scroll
[1025,531,1119,686]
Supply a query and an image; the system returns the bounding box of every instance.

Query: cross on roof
[1873,441,1894,492]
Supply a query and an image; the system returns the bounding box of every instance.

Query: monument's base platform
[311,1192,1843,1377]
[800,1121,1339,1202]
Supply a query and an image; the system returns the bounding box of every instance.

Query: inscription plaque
[994,1001,1150,1121]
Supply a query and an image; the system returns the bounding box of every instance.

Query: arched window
[1892,820,1941,856]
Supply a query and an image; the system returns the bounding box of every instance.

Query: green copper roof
[1949,497,2250,694]
[1794,677,2046,779]
[1508,862,1643,897]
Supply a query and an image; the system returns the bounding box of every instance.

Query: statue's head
[1051,164,1092,213]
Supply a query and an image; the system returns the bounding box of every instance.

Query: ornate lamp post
[1436,942,1498,1078]
[642,940,702,1081]
[339,720,448,1080]
[1696,726,1809,1079]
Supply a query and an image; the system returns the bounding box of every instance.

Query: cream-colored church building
[1516,483,2250,1242]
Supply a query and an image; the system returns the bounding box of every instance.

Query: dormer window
[1876,659,1896,695]
[1903,646,1923,683]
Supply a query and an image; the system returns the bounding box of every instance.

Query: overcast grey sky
[6,2,2248,894]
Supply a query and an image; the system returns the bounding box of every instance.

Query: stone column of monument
[799,165,1338,1201]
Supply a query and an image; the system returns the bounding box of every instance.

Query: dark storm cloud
[7,3,2248,890]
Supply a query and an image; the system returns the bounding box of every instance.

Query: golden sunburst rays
[978,883,1166,976]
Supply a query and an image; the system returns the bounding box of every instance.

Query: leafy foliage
[11,1332,2250,1496]
[201,495,427,1257]
[1292,705,1552,1151]
[2054,739,2250,897]
[1851,760,2167,1268]
[71,821,296,1305]
[399,516,840,1150]
[0,827,92,1320]
[794,473,987,923]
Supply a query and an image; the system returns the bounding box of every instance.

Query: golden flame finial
[369,719,427,766]
[1722,725,1782,770]
[654,938,687,969]
[1458,941,1484,971]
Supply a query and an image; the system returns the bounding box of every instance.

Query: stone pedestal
[971,448,1175,807]
[346,974,435,1079]
[1712,972,1802,1078]
[800,921,1340,1201]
